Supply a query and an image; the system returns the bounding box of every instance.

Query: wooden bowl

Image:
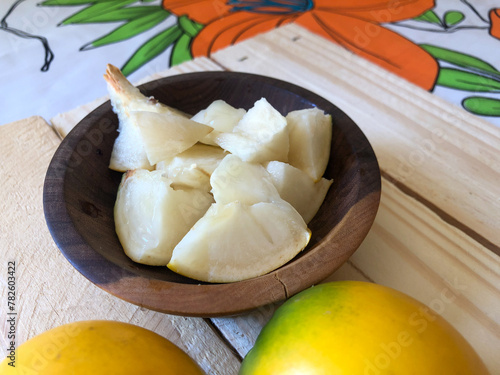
[43,72,380,317]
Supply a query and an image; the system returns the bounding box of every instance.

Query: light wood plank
[50,57,223,138]
[211,23,500,253]
[0,116,241,375]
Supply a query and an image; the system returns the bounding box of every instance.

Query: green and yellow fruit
[240,281,489,375]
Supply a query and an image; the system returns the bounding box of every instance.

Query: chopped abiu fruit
[167,201,311,283]
[265,161,333,224]
[287,108,332,181]
[114,169,213,266]
[156,144,226,191]
[167,155,311,283]
[108,116,151,172]
[210,154,281,205]
[214,98,289,163]
[133,111,213,166]
[190,100,246,146]
[104,64,187,172]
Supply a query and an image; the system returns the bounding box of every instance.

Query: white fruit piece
[114,169,213,266]
[156,144,226,191]
[213,98,289,163]
[286,108,332,181]
[167,155,311,283]
[265,161,333,224]
[104,64,188,172]
[190,100,246,146]
[108,116,151,172]
[167,201,311,283]
[133,111,213,166]
[210,154,281,205]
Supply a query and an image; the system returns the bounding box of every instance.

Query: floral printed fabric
[0,0,499,125]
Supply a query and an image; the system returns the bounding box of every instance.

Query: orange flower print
[163,0,439,90]
[161,0,232,24]
[489,8,500,40]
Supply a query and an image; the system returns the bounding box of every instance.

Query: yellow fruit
[240,281,489,375]
[0,320,204,374]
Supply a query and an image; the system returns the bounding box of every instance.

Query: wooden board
[1,24,499,375]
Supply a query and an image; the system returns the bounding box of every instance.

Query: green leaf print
[60,0,137,25]
[437,68,500,92]
[414,10,441,25]
[40,0,98,5]
[121,25,183,76]
[421,45,500,77]
[443,11,465,27]
[171,33,193,66]
[463,97,500,116]
[178,15,203,38]
[68,6,162,23]
[81,10,170,49]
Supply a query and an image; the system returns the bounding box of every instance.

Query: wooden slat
[0,116,241,375]
[210,23,500,254]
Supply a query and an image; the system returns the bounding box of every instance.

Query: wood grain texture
[211,23,500,255]
[0,117,241,375]
[43,71,380,317]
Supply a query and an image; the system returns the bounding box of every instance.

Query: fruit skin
[0,320,204,375]
[240,281,489,375]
